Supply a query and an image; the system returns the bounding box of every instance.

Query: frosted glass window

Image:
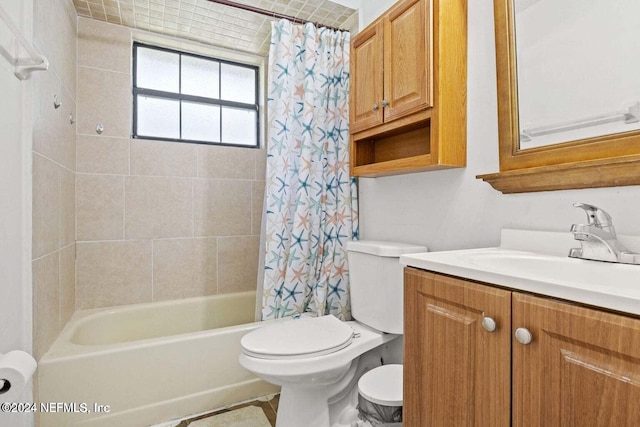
[137,95,180,139]
[136,47,180,93]
[222,107,257,146]
[221,63,257,104]
[132,43,259,147]
[182,56,220,99]
[182,102,221,142]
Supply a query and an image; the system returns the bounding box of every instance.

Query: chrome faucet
[569,203,640,264]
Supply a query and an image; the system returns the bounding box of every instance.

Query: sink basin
[399,230,640,316]
[466,250,640,290]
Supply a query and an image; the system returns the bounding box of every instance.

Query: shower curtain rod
[203,0,346,32]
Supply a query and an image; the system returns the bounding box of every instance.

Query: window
[132,43,259,147]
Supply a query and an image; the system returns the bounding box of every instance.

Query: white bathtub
[38,291,279,427]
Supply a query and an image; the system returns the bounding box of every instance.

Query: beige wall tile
[60,169,75,247]
[59,244,76,327]
[32,71,59,161]
[153,238,217,301]
[197,145,256,179]
[77,67,131,138]
[218,235,259,294]
[77,135,130,174]
[77,174,125,241]
[125,176,193,239]
[76,241,152,309]
[255,147,267,180]
[56,89,77,172]
[33,154,60,259]
[33,0,77,99]
[32,71,76,172]
[33,252,60,361]
[194,179,252,237]
[78,17,131,73]
[62,1,78,99]
[252,181,265,235]
[131,139,197,177]
[32,0,76,365]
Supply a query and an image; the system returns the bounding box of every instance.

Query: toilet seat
[358,364,403,406]
[241,315,355,360]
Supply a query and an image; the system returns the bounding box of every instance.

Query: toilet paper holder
[0,351,36,401]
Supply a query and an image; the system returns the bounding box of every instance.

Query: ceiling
[71,0,359,56]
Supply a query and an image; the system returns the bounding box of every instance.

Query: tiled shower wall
[75,17,266,310]
[32,0,77,361]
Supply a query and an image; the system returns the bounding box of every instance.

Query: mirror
[515,0,640,150]
[477,0,640,193]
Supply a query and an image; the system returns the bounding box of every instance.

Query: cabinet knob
[481,316,497,332]
[372,103,379,111]
[514,327,533,345]
[381,99,389,107]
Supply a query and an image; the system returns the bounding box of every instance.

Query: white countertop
[400,229,640,316]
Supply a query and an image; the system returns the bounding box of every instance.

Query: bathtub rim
[41,291,264,362]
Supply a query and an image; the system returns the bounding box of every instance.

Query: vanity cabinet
[404,269,511,426]
[512,292,640,426]
[404,267,640,426]
[349,0,467,177]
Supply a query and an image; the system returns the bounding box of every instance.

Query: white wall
[359,0,396,28]
[0,0,34,424]
[358,0,640,256]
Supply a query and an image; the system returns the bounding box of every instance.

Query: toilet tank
[347,240,427,334]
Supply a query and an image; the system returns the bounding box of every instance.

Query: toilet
[239,240,427,427]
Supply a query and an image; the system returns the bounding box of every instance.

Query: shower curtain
[260,19,358,321]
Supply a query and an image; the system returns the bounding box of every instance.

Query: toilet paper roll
[0,351,37,402]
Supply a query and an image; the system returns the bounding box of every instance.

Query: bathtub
[38,291,279,427]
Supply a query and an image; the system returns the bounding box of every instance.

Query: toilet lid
[358,364,403,406]
[241,315,355,360]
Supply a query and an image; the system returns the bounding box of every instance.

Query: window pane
[182,55,220,99]
[136,47,179,93]
[137,95,180,139]
[221,107,257,146]
[182,101,221,142]
[220,63,256,104]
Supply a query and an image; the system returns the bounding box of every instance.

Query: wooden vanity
[400,230,640,426]
[403,268,640,426]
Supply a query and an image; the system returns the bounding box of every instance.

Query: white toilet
[239,240,426,427]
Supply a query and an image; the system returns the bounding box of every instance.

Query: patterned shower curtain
[261,20,358,321]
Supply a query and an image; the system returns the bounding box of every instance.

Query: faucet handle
[573,202,615,231]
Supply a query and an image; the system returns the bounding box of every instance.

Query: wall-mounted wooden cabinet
[404,268,640,426]
[349,0,467,177]
[350,0,432,134]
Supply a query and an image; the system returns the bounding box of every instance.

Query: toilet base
[277,387,332,427]
[276,361,358,427]
[275,339,404,427]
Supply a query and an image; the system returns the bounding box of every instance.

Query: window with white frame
[132,42,259,147]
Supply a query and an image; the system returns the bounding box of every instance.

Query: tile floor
[176,395,279,427]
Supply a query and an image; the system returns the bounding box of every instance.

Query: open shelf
[354,124,430,165]
[351,111,437,177]
[351,154,434,177]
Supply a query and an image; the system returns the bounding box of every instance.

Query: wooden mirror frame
[477,0,640,194]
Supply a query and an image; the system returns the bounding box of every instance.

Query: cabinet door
[404,269,511,427]
[383,0,432,123]
[512,293,640,426]
[350,22,384,134]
